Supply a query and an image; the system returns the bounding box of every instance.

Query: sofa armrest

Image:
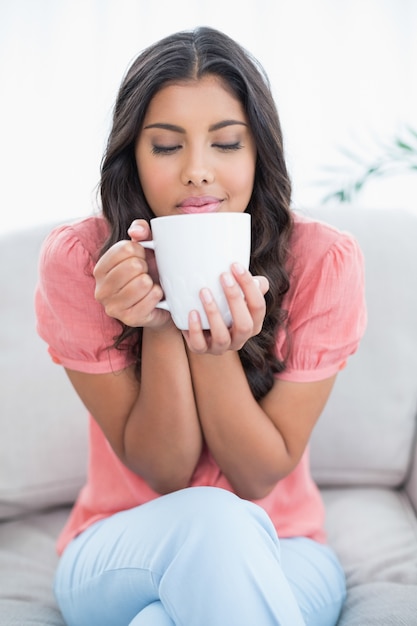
[405,432,417,514]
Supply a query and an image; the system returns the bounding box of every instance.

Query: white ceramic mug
[141,212,251,330]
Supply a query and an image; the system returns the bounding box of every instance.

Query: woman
[35,26,366,626]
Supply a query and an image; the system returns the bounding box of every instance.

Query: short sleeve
[276,229,367,383]
[35,220,136,374]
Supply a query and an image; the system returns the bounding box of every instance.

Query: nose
[181,150,214,186]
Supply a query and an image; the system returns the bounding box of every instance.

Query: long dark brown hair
[99,26,293,400]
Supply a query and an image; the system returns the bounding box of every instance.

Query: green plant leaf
[320,126,417,205]
[395,139,413,151]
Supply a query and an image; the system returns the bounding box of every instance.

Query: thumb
[253,275,269,296]
[127,219,151,242]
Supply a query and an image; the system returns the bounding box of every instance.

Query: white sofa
[1,206,417,625]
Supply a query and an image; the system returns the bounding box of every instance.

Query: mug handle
[140,240,170,313]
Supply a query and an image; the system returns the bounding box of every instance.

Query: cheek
[139,164,170,205]
[229,161,256,197]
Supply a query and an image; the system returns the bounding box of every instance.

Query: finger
[198,289,232,354]
[99,269,155,309]
[95,254,150,303]
[127,221,160,283]
[231,265,267,331]
[120,286,168,328]
[182,311,210,353]
[219,272,254,349]
[103,278,165,327]
[253,275,269,296]
[231,264,269,296]
[94,240,147,280]
[127,219,151,242]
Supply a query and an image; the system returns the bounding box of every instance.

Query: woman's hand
[93,220,171,329]
[183,263,269,355]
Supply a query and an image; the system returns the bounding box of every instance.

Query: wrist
[143,317,182,341]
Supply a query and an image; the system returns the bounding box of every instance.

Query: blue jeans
[54,487,346,626]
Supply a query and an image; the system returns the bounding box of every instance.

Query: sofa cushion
[0,225,88,520]
[337,582,417,626]
[0,507,68,625]
[322,488,417,588]
[323,486,417,624]
[307,207,417,487]
[406,443,417,515]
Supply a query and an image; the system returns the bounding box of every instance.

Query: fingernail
[232,262,245,275]
[129,223,145,234]
[254,278,260,289]
[222,272,235,287]
[189,310,200,324]
[201,288,213,304]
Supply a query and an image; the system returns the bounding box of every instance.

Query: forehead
[143,75,247,123]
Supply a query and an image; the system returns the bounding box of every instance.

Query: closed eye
[151,145,181,155]
[213,142,242,152]
[212,141,243,152]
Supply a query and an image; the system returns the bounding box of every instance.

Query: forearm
[125,323,203,493]
[187,350,290,500]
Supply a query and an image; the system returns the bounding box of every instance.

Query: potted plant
[321,126,417,204]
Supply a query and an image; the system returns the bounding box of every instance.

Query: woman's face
[135,75,257,217]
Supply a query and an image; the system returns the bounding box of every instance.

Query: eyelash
[151,145,179,155]
[216,142,242,152]
[151,142,242,155]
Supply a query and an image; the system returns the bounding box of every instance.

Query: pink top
[35,212,367,555]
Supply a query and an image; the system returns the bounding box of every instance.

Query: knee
[175,486,247,522]
[176,487,277,544]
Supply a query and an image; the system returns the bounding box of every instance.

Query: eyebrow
[143,120,248,133]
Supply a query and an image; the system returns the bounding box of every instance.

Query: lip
[177,196,223,214]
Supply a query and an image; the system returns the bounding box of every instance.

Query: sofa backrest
[0,223,88,519]
[306,207,417,488]
[1,208,416,521]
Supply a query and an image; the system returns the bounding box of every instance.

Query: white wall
[1,0,416,234]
